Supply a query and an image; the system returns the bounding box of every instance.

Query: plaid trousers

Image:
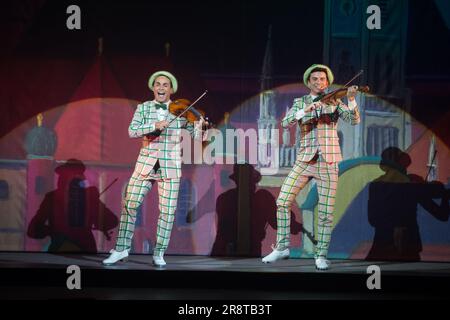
[276,153,338,259]
[115,163,180,256]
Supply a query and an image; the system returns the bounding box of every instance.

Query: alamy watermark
[156,127,280,175]
[366,5,381,30]
[66,264,81,290]
[66,5,81,30]
[366,265,381,290]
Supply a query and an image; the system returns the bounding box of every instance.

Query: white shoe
[152,254,166,267]
[262,247,290,263]
[315,257,330,270]
[102,249,129,265]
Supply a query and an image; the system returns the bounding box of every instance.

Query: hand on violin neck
[155,120,169,130]
[347,85,358,100]
[195,117,207,129]
[202,119,210,128]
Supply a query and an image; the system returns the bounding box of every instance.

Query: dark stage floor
[1,252,450,300]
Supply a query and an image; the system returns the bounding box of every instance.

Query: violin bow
[313,69,365,103]
[99,178,118,196]
[342,69,364,88]
[167,90,208,127]
[425,149,438,182]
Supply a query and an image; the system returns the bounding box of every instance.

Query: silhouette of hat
[148,71,178,93]
[229,164,262,184]
[380,147,411,174]
[54,158,86,175]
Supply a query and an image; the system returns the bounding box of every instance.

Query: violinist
[262,64,361,270]
[103,71,206,267]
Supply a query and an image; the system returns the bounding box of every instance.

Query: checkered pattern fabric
[275,94,360,259]
[275,154,338,258]
[115,168,180,254]
[282,95,360,163]
[114,100,203,254]
[129,100,204,179]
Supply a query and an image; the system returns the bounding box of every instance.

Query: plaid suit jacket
[128,100,204,179]
[282,94,360,163]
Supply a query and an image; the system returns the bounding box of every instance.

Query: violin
[313,85,370,104]
[169,98,208,124]
[142,91,210,147]
[166,90,209,127]
[312,69,370,104]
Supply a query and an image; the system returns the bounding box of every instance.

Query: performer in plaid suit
[103,71,205,267]
[262,64,360,270]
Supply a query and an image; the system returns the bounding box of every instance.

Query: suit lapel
[303,95,316,121]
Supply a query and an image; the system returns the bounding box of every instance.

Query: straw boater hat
[303,64,334,86]
[148,71,178,93]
